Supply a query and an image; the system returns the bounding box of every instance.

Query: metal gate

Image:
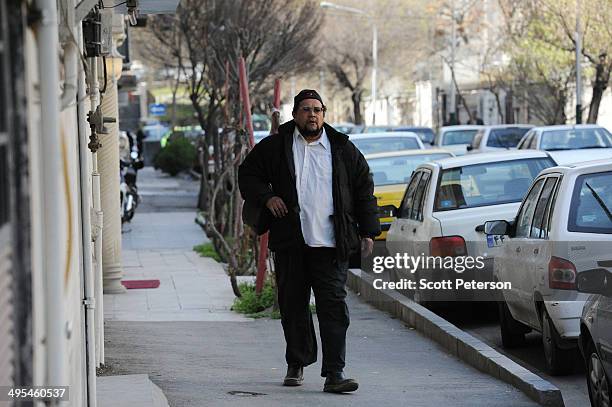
[0,0,16,393]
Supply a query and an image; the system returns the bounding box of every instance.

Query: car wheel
[586,341,611,407]
[498,300,527,348]
[541,309,575,375]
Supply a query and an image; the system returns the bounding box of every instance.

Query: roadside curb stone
[347,268,565,407]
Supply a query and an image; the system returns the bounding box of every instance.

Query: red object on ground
[121,280,160,290]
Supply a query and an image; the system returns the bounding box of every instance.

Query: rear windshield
[434,158,555,211]
[441,130,478,145]
[368,153,452,186]
[353,137,420,154]
[394,128,435,144]
[487,128,531,148]
[541,127,612,150]
[568,171,612,234]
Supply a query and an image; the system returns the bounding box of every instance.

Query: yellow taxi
[366,149,454,240]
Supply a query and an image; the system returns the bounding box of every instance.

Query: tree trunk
[587,62,610,124]
[352,90,363,125]
[230,274,242,297]
[587,85,605,124]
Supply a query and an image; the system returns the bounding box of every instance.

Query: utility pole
[449,0,457,125]
[371,23,378,125]
[575,0,582,124]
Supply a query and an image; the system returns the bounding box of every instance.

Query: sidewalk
[102,168,539,406]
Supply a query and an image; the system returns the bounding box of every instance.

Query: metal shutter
[0,0,15,394]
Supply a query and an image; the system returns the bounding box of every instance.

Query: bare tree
[321,0,430,125]
[141,0,323,296]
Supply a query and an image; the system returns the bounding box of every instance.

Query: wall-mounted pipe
[89,57,105,366]
[76,24,98,407]
[33,0,68,397]
[61,40,79,110]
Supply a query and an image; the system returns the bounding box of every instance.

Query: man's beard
[297,122,322,138]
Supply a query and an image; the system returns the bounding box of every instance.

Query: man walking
[238,90,380,393]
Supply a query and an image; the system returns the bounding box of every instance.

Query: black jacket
[238,121,380,261]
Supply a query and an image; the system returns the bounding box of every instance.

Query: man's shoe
[323,372,358,393]
[283,366,304,386]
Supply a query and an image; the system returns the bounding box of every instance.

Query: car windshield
[441,130,478,145]
[541,128,612,150]
[487,128,531,148]
[569,171,612,234]
[353,137,420,154]
[395,128,434,144]
[368,153,452,186]
[434,157,555,211]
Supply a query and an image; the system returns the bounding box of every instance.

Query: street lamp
[105,45,124,81]
[320,1,378,125]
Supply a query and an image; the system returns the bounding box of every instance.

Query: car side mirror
[466,145,474,151]
[378,204,398,218]
[484,220,511,236]
[577,269,612,296]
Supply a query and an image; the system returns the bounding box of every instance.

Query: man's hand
[361,237,374,257]
[266,196,288,218]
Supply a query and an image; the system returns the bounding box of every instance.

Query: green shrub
[193,242,221,262]
[232,281,276,314]
[154,136,196,176]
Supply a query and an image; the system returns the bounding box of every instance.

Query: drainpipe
[76,25,98,407]
[33,0,68,397]
[88,57,105,365]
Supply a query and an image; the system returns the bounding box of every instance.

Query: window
[433,158,555,211]
[441,129,478,146]
[517,132,533,149]
[399,172,423,219]
[515,178,545,238]
[367,153,451,186]
[353,136,420,154]
[487,128,531,148]
[568,171,612,234]
[471,130,484,149]
[410,171,431,221]
[528,134,539,149]
[540,127,612,150]
[529,177,558,238]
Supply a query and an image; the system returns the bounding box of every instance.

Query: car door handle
[534,248,539,254]
[516,247,521,253]
[412,228,417,234]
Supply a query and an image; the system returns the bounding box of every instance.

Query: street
[434,303,590,407]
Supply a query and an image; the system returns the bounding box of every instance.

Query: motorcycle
[120,132,144,223]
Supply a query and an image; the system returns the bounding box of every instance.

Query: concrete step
[97,374,168,407]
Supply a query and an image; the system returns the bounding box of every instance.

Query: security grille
[0,0,15,394]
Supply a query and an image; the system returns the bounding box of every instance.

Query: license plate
[487,235,503,248]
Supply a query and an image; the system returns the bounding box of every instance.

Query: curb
[347,268,565,407]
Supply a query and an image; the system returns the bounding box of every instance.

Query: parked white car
[385,150,557,304]
[516,124,612,165]
[349,132,425,154]
[434,125,483,156]
[484,159,612,375]
[467,125,533,154]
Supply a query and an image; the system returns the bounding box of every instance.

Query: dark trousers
[273,245,350,377]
